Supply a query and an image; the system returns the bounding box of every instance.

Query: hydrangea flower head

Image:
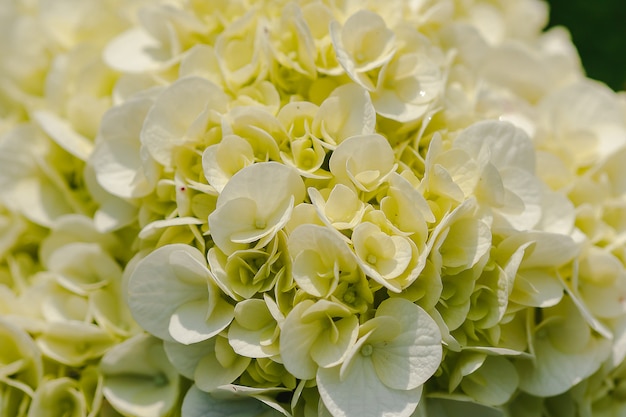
[1,0,626,416]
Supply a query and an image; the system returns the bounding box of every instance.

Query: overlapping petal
[127,244,233,344]
[209,162,305,255]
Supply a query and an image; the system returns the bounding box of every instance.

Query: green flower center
[360,344,374,357]
[153,372,168,387]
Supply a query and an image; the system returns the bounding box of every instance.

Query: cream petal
[202,135,255,193]
[47,242,121,296]
[33,111,92,161]
[104,28,177,73]
[460,356,518,406]
[140,76,228,167]
[182,385,283,417]
[228,299,279,358]
[516,330,611,397]
[28,378,86,417]
[101,334,180,417]
[209,163,304,254]
[289,224,357,297]
[279,300,322,380]
[317,357,422,417]
[91,97,159,199]
[194,338,250,392]
[169,298,233,345]
[127,244,212,342]
[509,268,563,308]
[329,134,396,192]
[313,84,376,147]
[371,298,442,390]
[163,338,213,380]
[454,120,535,172]
[36,321,116,367]
[310,315,358,369]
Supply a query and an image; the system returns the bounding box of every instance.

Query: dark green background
[546,0,626,91]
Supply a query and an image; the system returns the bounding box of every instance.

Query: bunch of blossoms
[0,1,179,416]
[1,0,626,416]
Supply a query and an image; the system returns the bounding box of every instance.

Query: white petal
[202,135,255,193]
[310,316,359,368]
[478,43,550,102]
[13,176,74,228]
[510,268,564,308]
[0,318,42,388]
[182,385,283,417]
[372,90,431,123]
[93,195,138,233]
[163,339,213,380]
[169,298,232,345]
[454,120,535,172]
[538,80,626,162]
[48,242,121,295]
[33,111,93,161]
[36,321,115,366]
[495,168,542,231]
[372,298,442,390]
[499,231,579,269]
[388,173,435,223]
[28,378,86,417]
[279,300,321,380]
[329,134,396,192]
[228,322,278,358]
[420,397,506,417]
[127,244,210,341]
[460,356,518,406]
[313,84,376,147]
[209,162,304,254]
[317,357,422,417]
[140,76,228,167]
[104,28,176,73]
[214,162,305,212]
[516,332,611,397]
[101,334,180,417]
[138,217,204,240]
[289,224,357,297]
[436,217,491,271]
[194,340,250,392]
[91,97,159,199]
[228,298,280,358]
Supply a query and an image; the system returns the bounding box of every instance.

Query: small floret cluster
[1,0,626,416]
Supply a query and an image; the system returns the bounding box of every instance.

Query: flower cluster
[1,0,626,416]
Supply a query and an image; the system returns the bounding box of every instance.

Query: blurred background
[546,0,626,91]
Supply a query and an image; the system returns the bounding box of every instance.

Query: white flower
[515,298,612,397]
[104,4,207,73]
[127,244,234,345]
[330,10,396,91]
[208,162,305,255]
[317,298,441,417]
[91,96,161,199]
[214,10,268,89]
[28,377,87,417]
[312,83,376,148]
[289,224,361,298]
[3,1,626,416]
[140,76,229,169]
[101,334,181,417]
[329,134,397,193]
[280,299,359,380]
